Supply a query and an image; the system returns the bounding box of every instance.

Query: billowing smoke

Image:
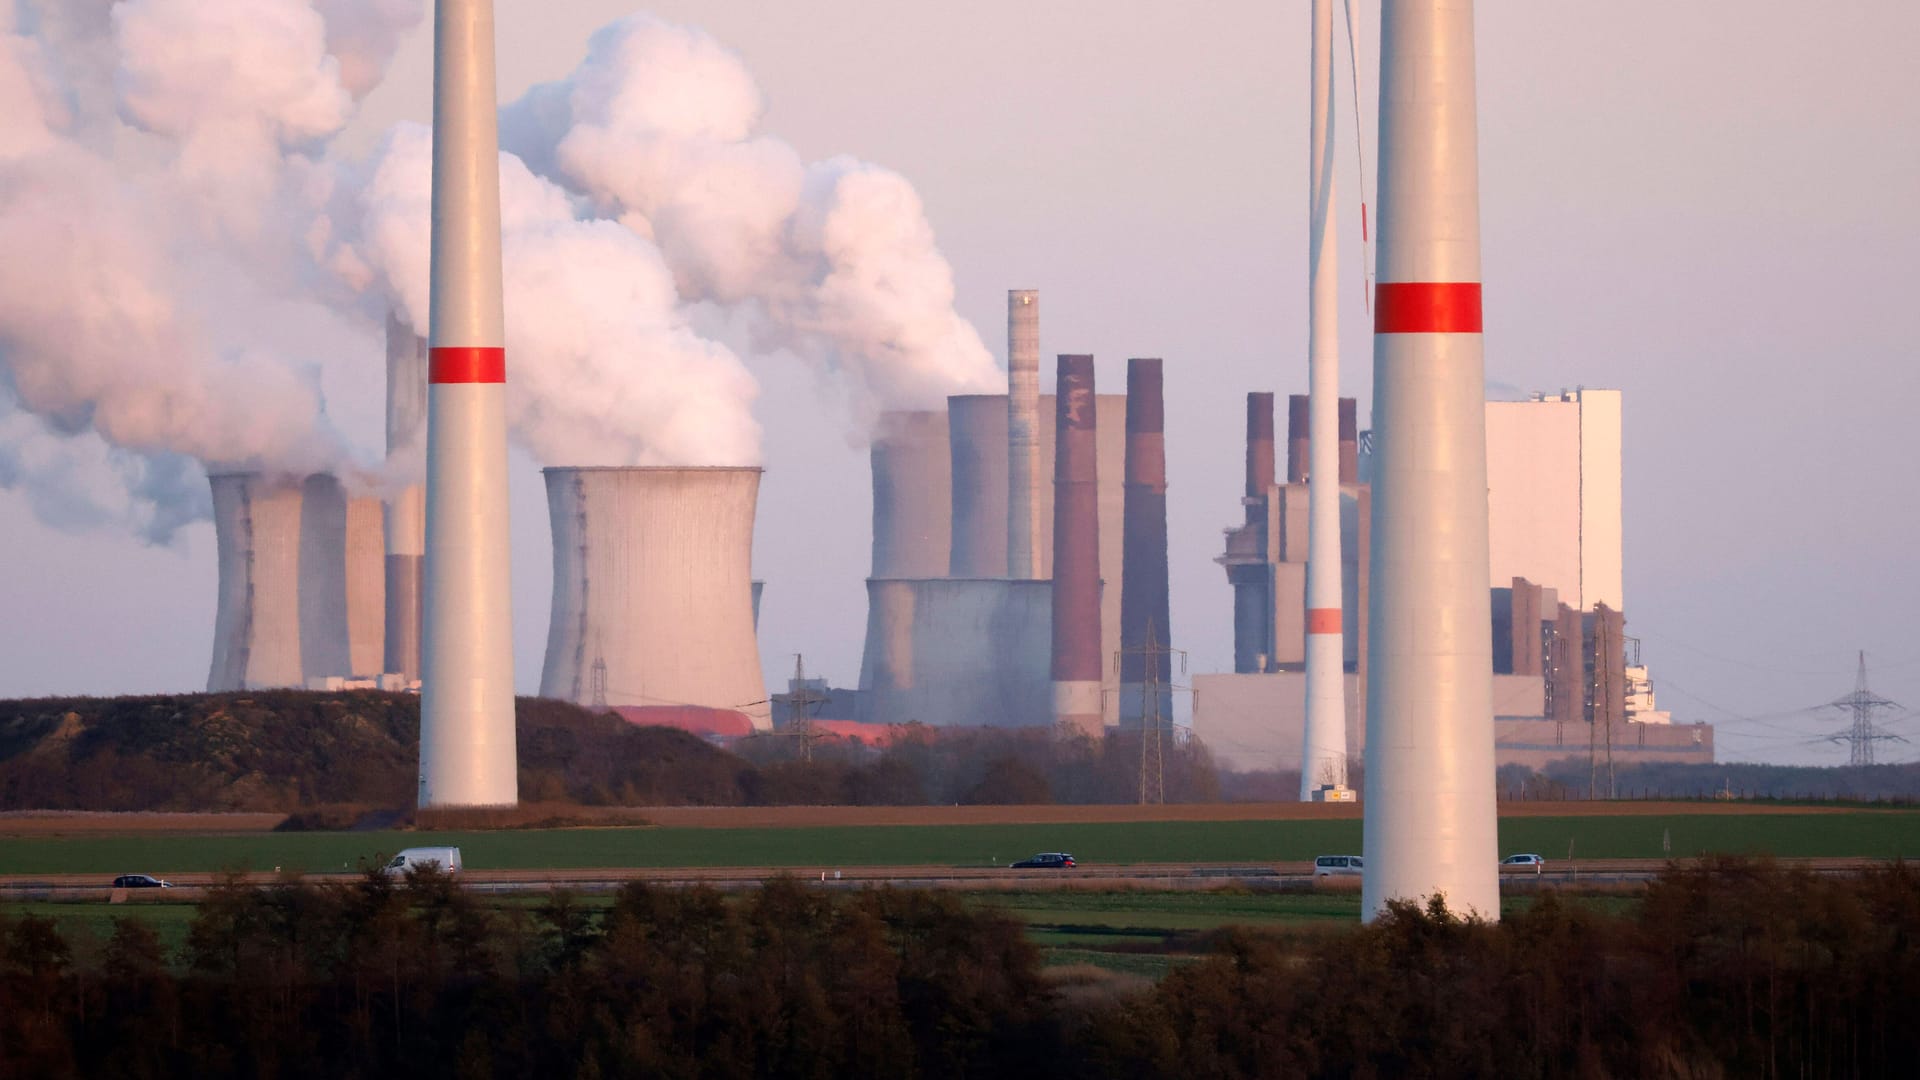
[0,0,371,535]
[502,15,1002,419]
[0,3,991,542]
[329,124,762,467]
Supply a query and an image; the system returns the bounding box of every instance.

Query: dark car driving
[1010,852,1076,869]
[113,874,172,889]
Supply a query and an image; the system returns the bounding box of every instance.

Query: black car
[112,874,172,889]
[1010,852,1076,869]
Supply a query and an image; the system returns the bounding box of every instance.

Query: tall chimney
[1362,0,1499,920]
[383,312,427,682]
[1338,397,1359,484]
[1119,359,1172,727]
[1228,392,1276,673]
[1285,393,1310,484]
[1246,392,1276,514]
[1006,290,1042,578]
[418,0,517,808]
[1049,355,1102,735]
[1301,0,1349,800]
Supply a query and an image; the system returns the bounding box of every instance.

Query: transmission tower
[1826,651,1906,766]
[1117,619,1185,805]
[589,655,608,709]
[773,654,831,762]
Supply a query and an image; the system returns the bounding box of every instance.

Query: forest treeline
[2,858,1916,1077]
[0,692,1217,812]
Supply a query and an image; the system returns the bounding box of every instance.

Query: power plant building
[851,290,1144,732]
[852,390,1135,730]
[1195,387,1712,774]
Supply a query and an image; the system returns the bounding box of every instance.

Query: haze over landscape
[2,1,1916,768]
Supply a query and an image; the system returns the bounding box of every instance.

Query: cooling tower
[1050,355,1102,735]
[208,472,355,691]
[540,467,770,730]
[1118,359,1173,727]
[857,578,1053,727]
[344,496,386,679]
[869,410,951,578]
[420,0,518,808]
[948,394,1009,577]
[1007,289,1042,578]
[383,312,427,681]
[1363,0,1500,920]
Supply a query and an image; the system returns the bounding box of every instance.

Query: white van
[384,846,463,878]
[1313,855,1364,877]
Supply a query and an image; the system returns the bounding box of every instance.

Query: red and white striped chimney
[1362,0,1499,919]
[418,0,518,808]
[1049,354,1102,736]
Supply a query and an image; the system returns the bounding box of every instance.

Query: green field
[1,810,1915,877]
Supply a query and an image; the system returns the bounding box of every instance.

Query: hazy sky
[3,2,1916,766]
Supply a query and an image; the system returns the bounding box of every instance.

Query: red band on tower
[1308,608,1342,634]
[428,347,506,384]
[1375,282,1482,334]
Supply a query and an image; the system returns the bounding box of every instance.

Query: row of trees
[3,858,1917,1077]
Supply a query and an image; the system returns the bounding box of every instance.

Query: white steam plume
[2,4,988,544]
[501,15,1002,420]
[329,124,761,467]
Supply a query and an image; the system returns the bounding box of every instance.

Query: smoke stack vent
[1338,397,1359,484]
[1049,355,1102,735]
[1286,393,1311,484]
[1006,290,1043,578]
[1246,392,1275,511]
[1119,359,1172,726]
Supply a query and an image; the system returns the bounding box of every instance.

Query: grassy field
[0,810,1915,877]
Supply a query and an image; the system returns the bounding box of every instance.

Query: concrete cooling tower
[383,312,427,681]
[207,472,384,691]
[539,467,770,730]
[869,410,951,579]
[947,395,1009,578]
[856,387,1131,728]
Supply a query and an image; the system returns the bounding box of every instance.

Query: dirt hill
[0,692,749,813]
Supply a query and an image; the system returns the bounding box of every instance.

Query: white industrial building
[1196,387,1711,773]
[1484,389,1622,612]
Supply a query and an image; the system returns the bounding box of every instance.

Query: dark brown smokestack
[1246,392,1275,512]
[1286,393,1310,484]
[1120,359,1171,726]
[1338,396,1358,484]
[1050,354,1102,735]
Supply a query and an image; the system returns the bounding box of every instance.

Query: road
[0,857,1894,901]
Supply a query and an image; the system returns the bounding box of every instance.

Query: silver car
[1313,855,1364,877]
